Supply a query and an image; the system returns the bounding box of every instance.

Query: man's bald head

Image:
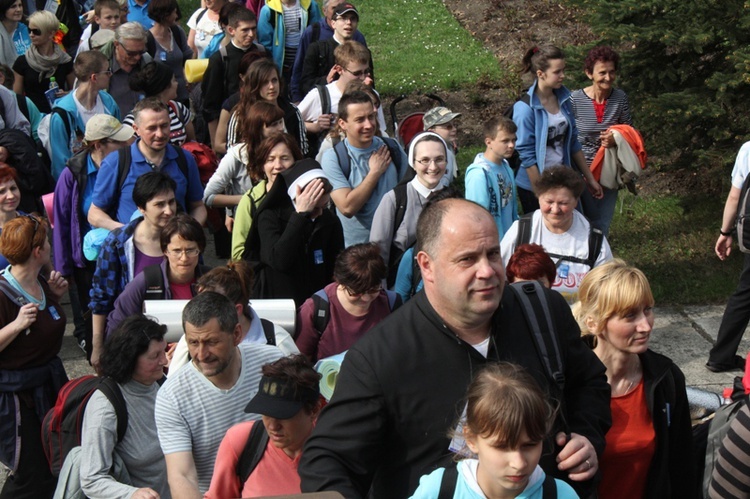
[416,198,497,258]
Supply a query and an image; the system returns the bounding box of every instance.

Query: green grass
[608,192,743,305]
[355,0,505,95]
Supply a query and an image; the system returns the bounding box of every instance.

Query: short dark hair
[148,0,180,24]
[132,97,168,125]
[534,165,586,199]
[94,0,120,15]
[99,315,166,383]
[133,171,176,209]
[337,90,373,121]
[261,355,322,414]
[333,243,386,294]
[227,6,255,28]
[182,291,238,334]
[584,46,620,74]
[483,116,517,139]
[160,213,206,252]
[219,2,241,26]
[0,0,19,20]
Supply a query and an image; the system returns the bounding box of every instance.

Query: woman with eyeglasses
[0,215,69,498]
[47,51,121,178]
[79,315,170,499]
[12,10,74,114]
[105,213,210,338]
[0,0,29,68]
[370,131,448,288]
[248,158,342,307]
[295,242,400,362]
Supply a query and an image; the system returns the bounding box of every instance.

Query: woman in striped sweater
[571,46,633,237]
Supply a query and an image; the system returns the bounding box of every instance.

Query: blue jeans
[580,187,619,237]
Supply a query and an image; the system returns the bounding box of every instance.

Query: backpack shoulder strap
[0,274,29,306]
[437,462,459,499]
[382,137,404,178]
[52,107,74,141]
[586,226,605,269]
[311,288,330,336]
[97,377,128,442]
[236,421,270,484]
[145,30,156,56]
[515,212,534,248]
[409,255,422,298]
[143,264,166,301]
[541,473,557,499]
[332,139,351,180]
[316,83,330,116]
[311,21,321,42]
[172,144,190,187]
[15,94,28,122]
[508,281,565,393]
[384,289,400,311]
[196,7,208,24]
[260,318,276,346]
[111,145,132,217]
[391,183,408,240]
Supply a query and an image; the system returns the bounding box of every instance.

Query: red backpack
[41,375,127,476]
[182,141,219,185]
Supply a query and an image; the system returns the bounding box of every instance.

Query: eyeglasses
[345,284,382,297]
[97,68,113,76]
[343,67,371,78]
[166,248,200,257]
[29,28,42,36]
[414,157,447,167]
[24,214,40,234]
[118,43,144,57]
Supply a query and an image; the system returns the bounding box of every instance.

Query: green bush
[565,0,750,169]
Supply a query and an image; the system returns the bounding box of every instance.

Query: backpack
[331,137,406,182]
[41,376,127,476]
[437,461,557,499]
[235,421,270,485]
[515,212,604,270]
[385,183,410,287]
[310,287,400,335]
[737,174,750,253]
[701,379,749,496]
[37,108,84,166]
[0,128,54,212]
[502,92,530,174]
[182,141,219,185]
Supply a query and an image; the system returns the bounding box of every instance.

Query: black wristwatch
[720,228,733,236]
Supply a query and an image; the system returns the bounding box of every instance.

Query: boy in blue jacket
[464,116,518,237]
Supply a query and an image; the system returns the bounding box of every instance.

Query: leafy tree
[565,0,750,168]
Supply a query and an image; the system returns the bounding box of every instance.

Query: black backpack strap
[311,288,330,336]
[437,462,458,499]
[145,31,156,56]
[541,473,557,499]
[195,7,207,24]
[383,137,405,179]
[391,183,408,239]
[508,281,565,394]
[515,212,534,248]
[236,421,270,484]
[0,275,29,306]
[332,139,351,180]
[586,226,604,269]
[98,377,128,443]
[409,254,422,298]
[260,318,276,346]
[316,83,330,116]
[111,146,133,219]
[143,264,166,301]
[311,21,321,43]
[172,144,190,210]
[15,94,28,122]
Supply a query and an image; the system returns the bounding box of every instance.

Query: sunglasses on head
[29,28,42,36]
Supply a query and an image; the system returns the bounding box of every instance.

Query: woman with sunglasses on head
[249,158,343,306]
[104,213,210,338]
[47,51,121,178]
[0,215,69,499]
[295,242,400,362]
[12,10,74,114]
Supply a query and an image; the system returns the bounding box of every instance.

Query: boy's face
[228,20,257,48]
[332,12,358,40]
[430,120,458,144]
[337,60,370,86]
[486,129,516,159]
[95,6,121,30]
[337,101,376,148]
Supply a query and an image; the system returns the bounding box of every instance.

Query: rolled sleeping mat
[686,386,723,421]
[315,351,347,401]
[185,59,209,83]
[143,298,297,342]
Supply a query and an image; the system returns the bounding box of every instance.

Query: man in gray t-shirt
[155,292,283,497]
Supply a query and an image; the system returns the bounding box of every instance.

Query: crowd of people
[0,0,746,498]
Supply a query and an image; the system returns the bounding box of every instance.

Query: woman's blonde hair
[28,10,59,35]
[572,259,655,338]
[463,363,554,449]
